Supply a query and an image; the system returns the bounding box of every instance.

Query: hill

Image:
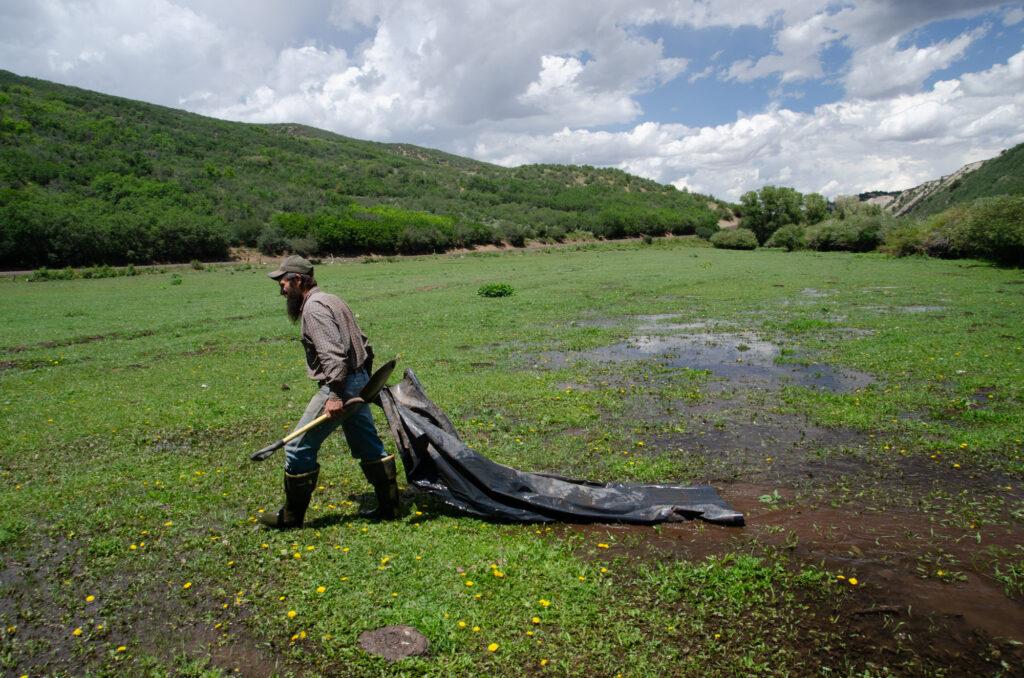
[881,143,1024,218]
[0,70,722,268]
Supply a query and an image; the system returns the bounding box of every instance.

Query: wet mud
[541,315,874,393]
[543,310,1024,673]
[566,486,1024,673]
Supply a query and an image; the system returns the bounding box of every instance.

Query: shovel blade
[250,439,285,462]
[360,357,397,403]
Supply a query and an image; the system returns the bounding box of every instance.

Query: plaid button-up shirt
[299,288,372,397]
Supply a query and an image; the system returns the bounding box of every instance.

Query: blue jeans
[284,370,387,474]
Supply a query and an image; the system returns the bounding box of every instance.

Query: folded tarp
[378,369,744,526]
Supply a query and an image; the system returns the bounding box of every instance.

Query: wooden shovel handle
[279,396,366,444]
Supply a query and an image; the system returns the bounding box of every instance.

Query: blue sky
[1,1,1023,199]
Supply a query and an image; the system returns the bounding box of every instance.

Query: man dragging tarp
[260,255,400,529]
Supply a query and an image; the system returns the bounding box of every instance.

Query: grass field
[1,238,1023,676]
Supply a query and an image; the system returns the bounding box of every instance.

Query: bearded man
[261,255,400,529]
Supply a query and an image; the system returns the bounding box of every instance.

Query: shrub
[881,220,928,256]
[257,225,289,255]
[285,236,319,257]
[965,195,1024,266]
[190,259,205,270]
[478,283,514,298]
[765,224,806,251]
[695,222,720,240]
[710,228,758,250]
[396,227,451,254]
[498,221,530,247]
[453,221,497,248]
[805,214,887,252]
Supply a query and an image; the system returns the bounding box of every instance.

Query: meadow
[1,238,1022,676]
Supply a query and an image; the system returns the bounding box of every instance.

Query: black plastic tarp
[379,369,744,526]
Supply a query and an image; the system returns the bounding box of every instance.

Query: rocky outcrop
[886,160,985,217]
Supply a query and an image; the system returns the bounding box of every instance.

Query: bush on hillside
[765,224,806,251]
[805,213,887,252]
[966,195,1024,266]
[884,198,1024,265]
[286,236,319,257]
[880,220,929,257]
[710,228,758,250]
[257,225,289,255]
[696,222,720,240]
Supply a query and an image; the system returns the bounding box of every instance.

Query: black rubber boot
[259,464,319,529]
[359,455,401,521]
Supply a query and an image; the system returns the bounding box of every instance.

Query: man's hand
[324,397,346,419]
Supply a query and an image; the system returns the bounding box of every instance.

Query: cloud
[0,0,1021,203]
[1004,6,1024,26]
[471,49,1024,199]
[727,13,839,83]
[843,28,982,99]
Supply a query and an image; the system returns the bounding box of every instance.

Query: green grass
[1,240,1022,675]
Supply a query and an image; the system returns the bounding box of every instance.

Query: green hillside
[0,70,721,268]
[903,142,1024,218]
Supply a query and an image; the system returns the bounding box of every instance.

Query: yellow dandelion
[487,642,499,652]
[316,586,326,594]
[116,645,127,653]
[164,521,173,527]
[293,552,301,560]
[306,545,315,551]
[540,658,549,666]
[182,582,192,590]
[227,561,235,567]
[597,543,609,549]
[72,627,83,637]
[279,595,286,601]
[85,595,95,603]
[492,570,505,578]
[287,610,297,619]
[848,577,859,586]
[531,616,541,624]
[458,620,467,629]
[937,570,945,577]
[465,580,474,587]
[472,626,481,632]
[129,544,137,551]
[539,598,551,607]
[261,543,269,549]
[600,567,608,574]
[578,576,586,582]
[342,547,350,553]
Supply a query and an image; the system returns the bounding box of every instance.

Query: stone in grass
[359,625,429,661]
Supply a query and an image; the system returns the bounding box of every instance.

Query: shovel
[250,357,398,462]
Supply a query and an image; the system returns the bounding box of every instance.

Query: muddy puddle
[541,324,872,393]
[564,486,1024,670]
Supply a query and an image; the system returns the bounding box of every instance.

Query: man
[260,255,400,529]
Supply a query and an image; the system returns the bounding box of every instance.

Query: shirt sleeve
[304,302,351,396]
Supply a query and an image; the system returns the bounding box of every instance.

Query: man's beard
[285,286,305,322]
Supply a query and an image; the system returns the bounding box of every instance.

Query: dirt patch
[564,487,1024,672]
[3,329,156,354]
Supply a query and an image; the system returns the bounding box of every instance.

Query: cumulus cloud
[471,49,1024,199]
[0,0,1021,202]
[727,13,839,83]
[843,28,982,99]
